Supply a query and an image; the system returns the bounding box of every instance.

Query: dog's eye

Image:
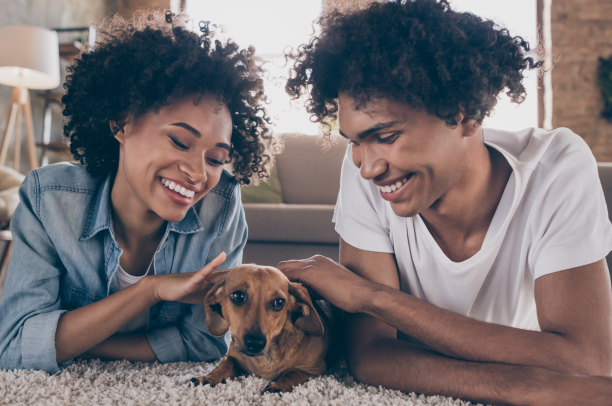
[230,291,246,305]
[271,298,285,311]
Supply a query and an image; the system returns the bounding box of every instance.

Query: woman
[0,10,277,373]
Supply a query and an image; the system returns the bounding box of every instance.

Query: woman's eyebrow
[170,122,201,137]
[216,143,231,152]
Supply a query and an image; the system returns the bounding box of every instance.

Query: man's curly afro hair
[286,0,543,136]
[63,10,279,185]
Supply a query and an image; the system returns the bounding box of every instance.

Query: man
[279,1,612,404]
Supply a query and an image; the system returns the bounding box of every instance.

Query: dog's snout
[243,333,267,355]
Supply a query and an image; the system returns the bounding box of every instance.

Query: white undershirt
[333,127,612,331]
[113,260,154,333]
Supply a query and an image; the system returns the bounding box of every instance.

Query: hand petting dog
[191,264,338,393]
[277,255,376,314]
[148,252,228,304]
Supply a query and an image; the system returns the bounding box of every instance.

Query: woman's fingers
[187,252,227,289]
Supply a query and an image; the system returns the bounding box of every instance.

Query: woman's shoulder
[208,168,241,202]
[190,168,244,232]
[27,162,100,195]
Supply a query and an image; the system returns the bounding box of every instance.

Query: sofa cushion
[243,203,338,244]
[276,135,348,205]
[241,164,283,204]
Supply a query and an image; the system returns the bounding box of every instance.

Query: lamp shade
[0,25,60,90]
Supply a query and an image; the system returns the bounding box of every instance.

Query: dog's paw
[263,381,293,394]
[190,375,225,387]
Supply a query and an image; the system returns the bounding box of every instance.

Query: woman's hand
[147,252,227,304]
[277,255,376,313]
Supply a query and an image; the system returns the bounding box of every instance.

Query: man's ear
[204,278,229,336]
[456,110,481,138]
[288,282,324,337]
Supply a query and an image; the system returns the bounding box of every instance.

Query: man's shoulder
[538,128,593,170]
[485,127,592,169]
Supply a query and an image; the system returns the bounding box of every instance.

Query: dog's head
[204,264,324,357]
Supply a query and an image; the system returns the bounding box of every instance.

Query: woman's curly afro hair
[286,0,544,135]
[63,10,279,185]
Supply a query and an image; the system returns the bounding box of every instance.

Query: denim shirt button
[69,301,77,309]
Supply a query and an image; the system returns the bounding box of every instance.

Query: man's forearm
[363,283,592,374]
[80,333,157,362]
[347,331,552,406]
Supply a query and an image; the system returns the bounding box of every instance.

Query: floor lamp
[0,25,60,172]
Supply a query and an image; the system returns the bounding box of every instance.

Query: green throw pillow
[241,164,283,204]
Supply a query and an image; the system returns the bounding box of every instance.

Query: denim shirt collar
[80,172,204,241]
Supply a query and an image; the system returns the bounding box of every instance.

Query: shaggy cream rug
[0,359,483,405]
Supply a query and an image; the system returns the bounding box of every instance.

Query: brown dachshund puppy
[191,264,338,393]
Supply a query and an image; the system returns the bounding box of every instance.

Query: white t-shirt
[333,127,612,331]
[110,260,154,333]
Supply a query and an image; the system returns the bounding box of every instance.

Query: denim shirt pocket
[60,281,102,310]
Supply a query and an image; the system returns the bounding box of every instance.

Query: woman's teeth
[380,177,409,194]
[162,178,195,198]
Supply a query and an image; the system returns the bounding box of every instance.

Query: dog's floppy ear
[204,278,229,336]
[288,282,324,337]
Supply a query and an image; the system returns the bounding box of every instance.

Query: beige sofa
[243,137,612,280]
[242,136,348,266]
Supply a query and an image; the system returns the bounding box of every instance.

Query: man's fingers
[276,259,308,273]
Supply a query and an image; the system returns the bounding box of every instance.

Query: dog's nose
[243,333,267,355]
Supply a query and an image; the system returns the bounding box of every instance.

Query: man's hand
[277,255,376,313]
[147,252,227,304]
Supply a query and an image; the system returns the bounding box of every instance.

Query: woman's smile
[159,177,198,206]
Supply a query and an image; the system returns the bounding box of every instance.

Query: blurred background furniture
[0,165,25,299]
[0,25,60,171]
[37,26,93,166]
[242,135,348,266]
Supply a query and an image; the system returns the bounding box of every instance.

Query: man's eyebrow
[170,122,201,137]
[339,121,401,140]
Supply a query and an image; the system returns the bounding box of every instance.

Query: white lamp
[0,25,60,171]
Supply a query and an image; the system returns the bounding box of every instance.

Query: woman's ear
[288,282,324,337]
[204,278,230,336]
[110,120,127,144]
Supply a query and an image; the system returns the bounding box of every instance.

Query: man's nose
[352,144,387,180]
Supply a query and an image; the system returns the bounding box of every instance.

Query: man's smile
[377,173,415,202]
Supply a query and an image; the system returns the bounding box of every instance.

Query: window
[186,0,539,134]
[185,0,322,135]
[450,0,539,131]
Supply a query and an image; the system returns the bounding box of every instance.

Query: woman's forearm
[80,333,157,362]
[55,277,159,363]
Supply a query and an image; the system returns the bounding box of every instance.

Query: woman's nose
[179,155,207,183]
[352,144,387,180]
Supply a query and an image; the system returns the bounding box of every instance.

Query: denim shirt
[0,162,247,373]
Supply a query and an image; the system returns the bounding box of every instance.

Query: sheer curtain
[185,0,538,134]
[450,0,539,131]
[185,0,322,135]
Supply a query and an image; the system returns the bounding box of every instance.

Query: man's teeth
[162,178,195,198]
[381,177,409,194]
